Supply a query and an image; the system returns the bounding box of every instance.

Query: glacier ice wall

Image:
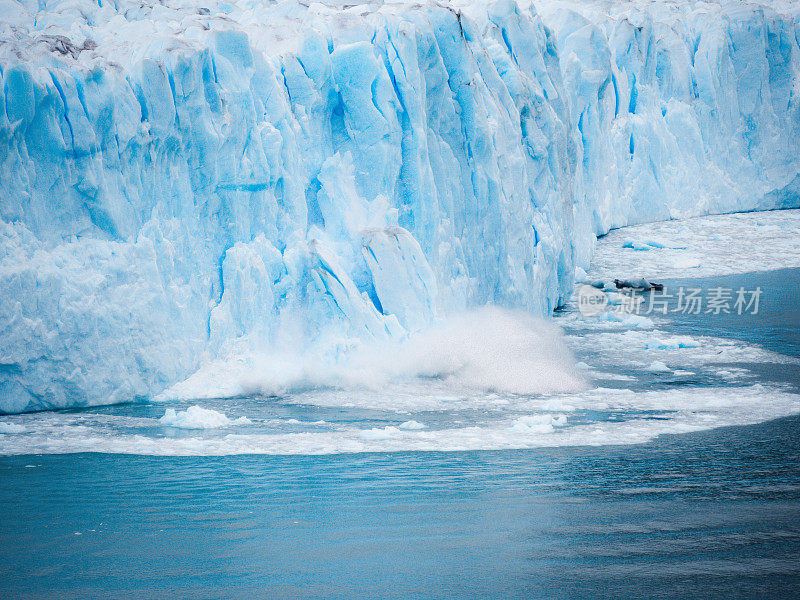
[1,0,799,412]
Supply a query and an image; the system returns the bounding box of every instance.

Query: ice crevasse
[1,0,799,412]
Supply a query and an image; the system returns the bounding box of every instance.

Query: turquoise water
[1,268,799,598]
[1,421,799,599]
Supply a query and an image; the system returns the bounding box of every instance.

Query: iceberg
[1,0,799,412]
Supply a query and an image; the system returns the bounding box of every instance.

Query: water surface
[1,417,799,599]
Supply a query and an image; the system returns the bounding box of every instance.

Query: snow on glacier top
[3,0,800,69]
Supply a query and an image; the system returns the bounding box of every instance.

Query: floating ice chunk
[643,337,701,350]
[594,372,637,382]
[358,426,403,440]
[623,241,653,251]
[575,266,588,282]
[398,420,426,430]
[717,368,750,380]
[0,422,26,434]
[646,361,672,373]
[159,406,252,429]
[594,311,654,329]
[605,291,625,305]
[510,414,567,434]
[614,278,661,290]
[623,239,687,250]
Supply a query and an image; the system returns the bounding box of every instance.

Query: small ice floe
[594,372,637,382]
[357,421,428,441]
[646,361,672,373]
[623,239,687,251]
[0,421,26,434]
[717,368,751,380]
[594,311,654,329]
[510,414,567,434]
[159,406,252,429]
[643,336,700,350]
[623,240,655,251]
[358,426,403,440]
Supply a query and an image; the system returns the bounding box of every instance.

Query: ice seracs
[1,0,800,412]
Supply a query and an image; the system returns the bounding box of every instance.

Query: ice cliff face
[1,0,799,412]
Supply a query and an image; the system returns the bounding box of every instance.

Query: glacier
[1,0,799,413]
